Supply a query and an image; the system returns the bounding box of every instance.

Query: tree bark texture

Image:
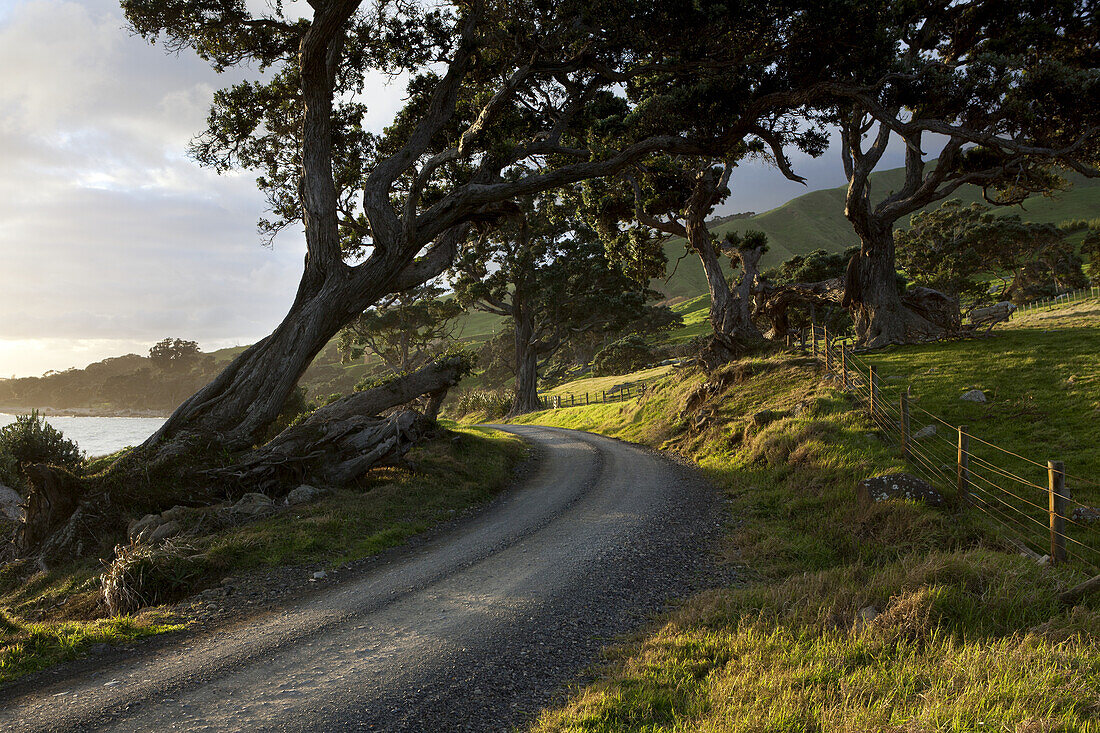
[682,168,762,366]
[509,305,542,416]
[843,226,945,347]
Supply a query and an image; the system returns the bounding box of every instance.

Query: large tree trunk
[688,221,761,366]
[202,356,466,494]
[140,271,375,460]
[679,167,762,367]
[844,224,945,348]
[509,305,541,416]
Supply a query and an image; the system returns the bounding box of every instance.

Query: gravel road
[0,425,722,732]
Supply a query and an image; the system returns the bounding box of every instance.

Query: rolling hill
[652,167,1100,302]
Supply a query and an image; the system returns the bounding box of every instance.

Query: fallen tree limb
[201,355,469,495]
[16,355,469,564]
[1060,573,1100,606]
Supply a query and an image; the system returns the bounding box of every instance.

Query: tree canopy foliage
[336,284,462,376]
[897,200,1088,308]
[452,188,671,413]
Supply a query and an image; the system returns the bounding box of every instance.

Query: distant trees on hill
[0,340,217,413]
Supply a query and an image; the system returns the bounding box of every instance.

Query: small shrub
[0,411,83,488]
[101,540,214,615]
[591,336,658,377]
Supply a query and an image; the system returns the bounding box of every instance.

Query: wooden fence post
[1049,460,1067,564]
[957,426,970,508]
[585,392,589,405]
[869,365,879,423]
[824,326,832,372]
[841,346,849,390]
[901,392,910,460]
[812,327,819,359]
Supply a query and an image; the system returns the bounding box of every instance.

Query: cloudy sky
[0,0,889,378]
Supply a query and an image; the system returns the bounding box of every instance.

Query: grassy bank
[0,423,526,686]
[514,308,1100,731]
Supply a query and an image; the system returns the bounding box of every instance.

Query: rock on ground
[286,485,327,506]
[912,424,937,440]
[960,389,987,403]
[857,473,944,507]
[0,483,24,522]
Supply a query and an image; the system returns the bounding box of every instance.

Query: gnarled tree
[119,0,844,461]
[833,0,1099,346]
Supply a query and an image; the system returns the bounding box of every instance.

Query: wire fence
[800,322,1100,575]
[537,380,650,410]
[1009,285,1100,319]
[536,359,691,410]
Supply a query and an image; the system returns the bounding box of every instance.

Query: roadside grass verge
[517,321,1100,730]
[0,423,526,686]
[0,610,180,685]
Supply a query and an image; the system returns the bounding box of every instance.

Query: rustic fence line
[537,380,651,410]
[1009,285,1100,318]
[802,323,1100,574]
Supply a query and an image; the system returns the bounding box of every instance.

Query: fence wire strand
[807,329,1100,572]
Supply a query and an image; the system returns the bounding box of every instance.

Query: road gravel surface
[0,424,721,731]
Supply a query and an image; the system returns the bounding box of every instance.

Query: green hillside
[653,167,1100,302]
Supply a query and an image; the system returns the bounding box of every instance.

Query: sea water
[0,413,167,458]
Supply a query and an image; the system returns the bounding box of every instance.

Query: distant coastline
[0,406,173,419]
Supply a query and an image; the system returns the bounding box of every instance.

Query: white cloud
[0,0,308,376]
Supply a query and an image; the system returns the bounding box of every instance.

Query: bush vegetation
[591,336,659,377]
[0,411,83,490]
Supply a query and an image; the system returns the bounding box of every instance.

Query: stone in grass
[960,389,987,403]
[751,410,786,428]
[128,513,162,542]
[231,492,276,518]
[146,520,182,544]
[856,473,944,507]
[285,484,327,506]
[311,570,327,581]
[1072,507,1100,525]
[857,605,879,624]
[912,424,937,440]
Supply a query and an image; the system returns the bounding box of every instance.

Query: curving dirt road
[0,425,720,732]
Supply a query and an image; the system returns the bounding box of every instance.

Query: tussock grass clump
[101,540,216,616]
[450,388,515,420]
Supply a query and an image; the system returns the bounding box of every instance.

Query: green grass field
[513,302,1100,732]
